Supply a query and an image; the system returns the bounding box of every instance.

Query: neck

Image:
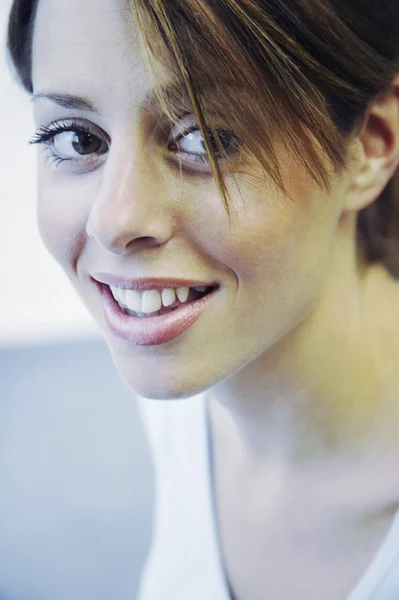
[209,234,399,469]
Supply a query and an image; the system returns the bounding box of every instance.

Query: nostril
[125,236,165,251]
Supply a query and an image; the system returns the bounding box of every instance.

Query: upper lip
[91,273,217,291]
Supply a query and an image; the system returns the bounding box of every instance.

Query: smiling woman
[5,0,399,599]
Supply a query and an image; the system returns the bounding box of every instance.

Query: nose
[86,146,174,255]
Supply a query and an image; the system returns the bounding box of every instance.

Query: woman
[6,0,399,598]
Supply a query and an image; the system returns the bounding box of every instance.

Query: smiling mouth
[108,284,216,318]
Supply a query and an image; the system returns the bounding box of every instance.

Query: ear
[344,74,399,214]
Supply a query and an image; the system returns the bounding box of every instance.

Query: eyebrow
[31,82,191,115]
[31,92,99,112]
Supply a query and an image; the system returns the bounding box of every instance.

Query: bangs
[128,0,368,210]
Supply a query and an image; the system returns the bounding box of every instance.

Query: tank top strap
[136,393,230,600]
[347,508,399,600]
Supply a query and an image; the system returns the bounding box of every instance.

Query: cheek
[36,170,90,276]
[200,194,335,283]
[192,172,340,322]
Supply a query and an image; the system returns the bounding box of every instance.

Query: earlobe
[345,76,399,214]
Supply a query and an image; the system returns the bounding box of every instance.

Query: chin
[107,345,215,401]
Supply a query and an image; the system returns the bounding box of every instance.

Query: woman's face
[31,0,356,399]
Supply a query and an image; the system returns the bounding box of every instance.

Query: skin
[31,0,399,597]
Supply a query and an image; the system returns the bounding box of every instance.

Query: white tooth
[136,312,146,318]
[110,286,120,301]
[193,286,207,292]
[124,290,142,312]
[162,288,176,307]
[117,288,127,306]
[176,286,189,303]
[141,290,162,313]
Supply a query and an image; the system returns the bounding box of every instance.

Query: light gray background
[0,338,154,599]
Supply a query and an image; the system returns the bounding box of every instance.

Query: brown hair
[7,0,399,277]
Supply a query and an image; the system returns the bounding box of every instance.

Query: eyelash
[29,121,105,168]
[29,119,242,170]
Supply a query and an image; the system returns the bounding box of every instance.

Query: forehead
[31,0,172,109]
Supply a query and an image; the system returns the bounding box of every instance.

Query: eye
[168,124,242,166]
[30,121,109,165]
[52,130,107,158]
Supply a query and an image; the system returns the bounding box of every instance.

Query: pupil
[73,132,101,155]
[208,130,233,153]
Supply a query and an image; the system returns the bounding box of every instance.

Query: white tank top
[136,393,399,600]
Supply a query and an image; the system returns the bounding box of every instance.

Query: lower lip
[98,284,215,346]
